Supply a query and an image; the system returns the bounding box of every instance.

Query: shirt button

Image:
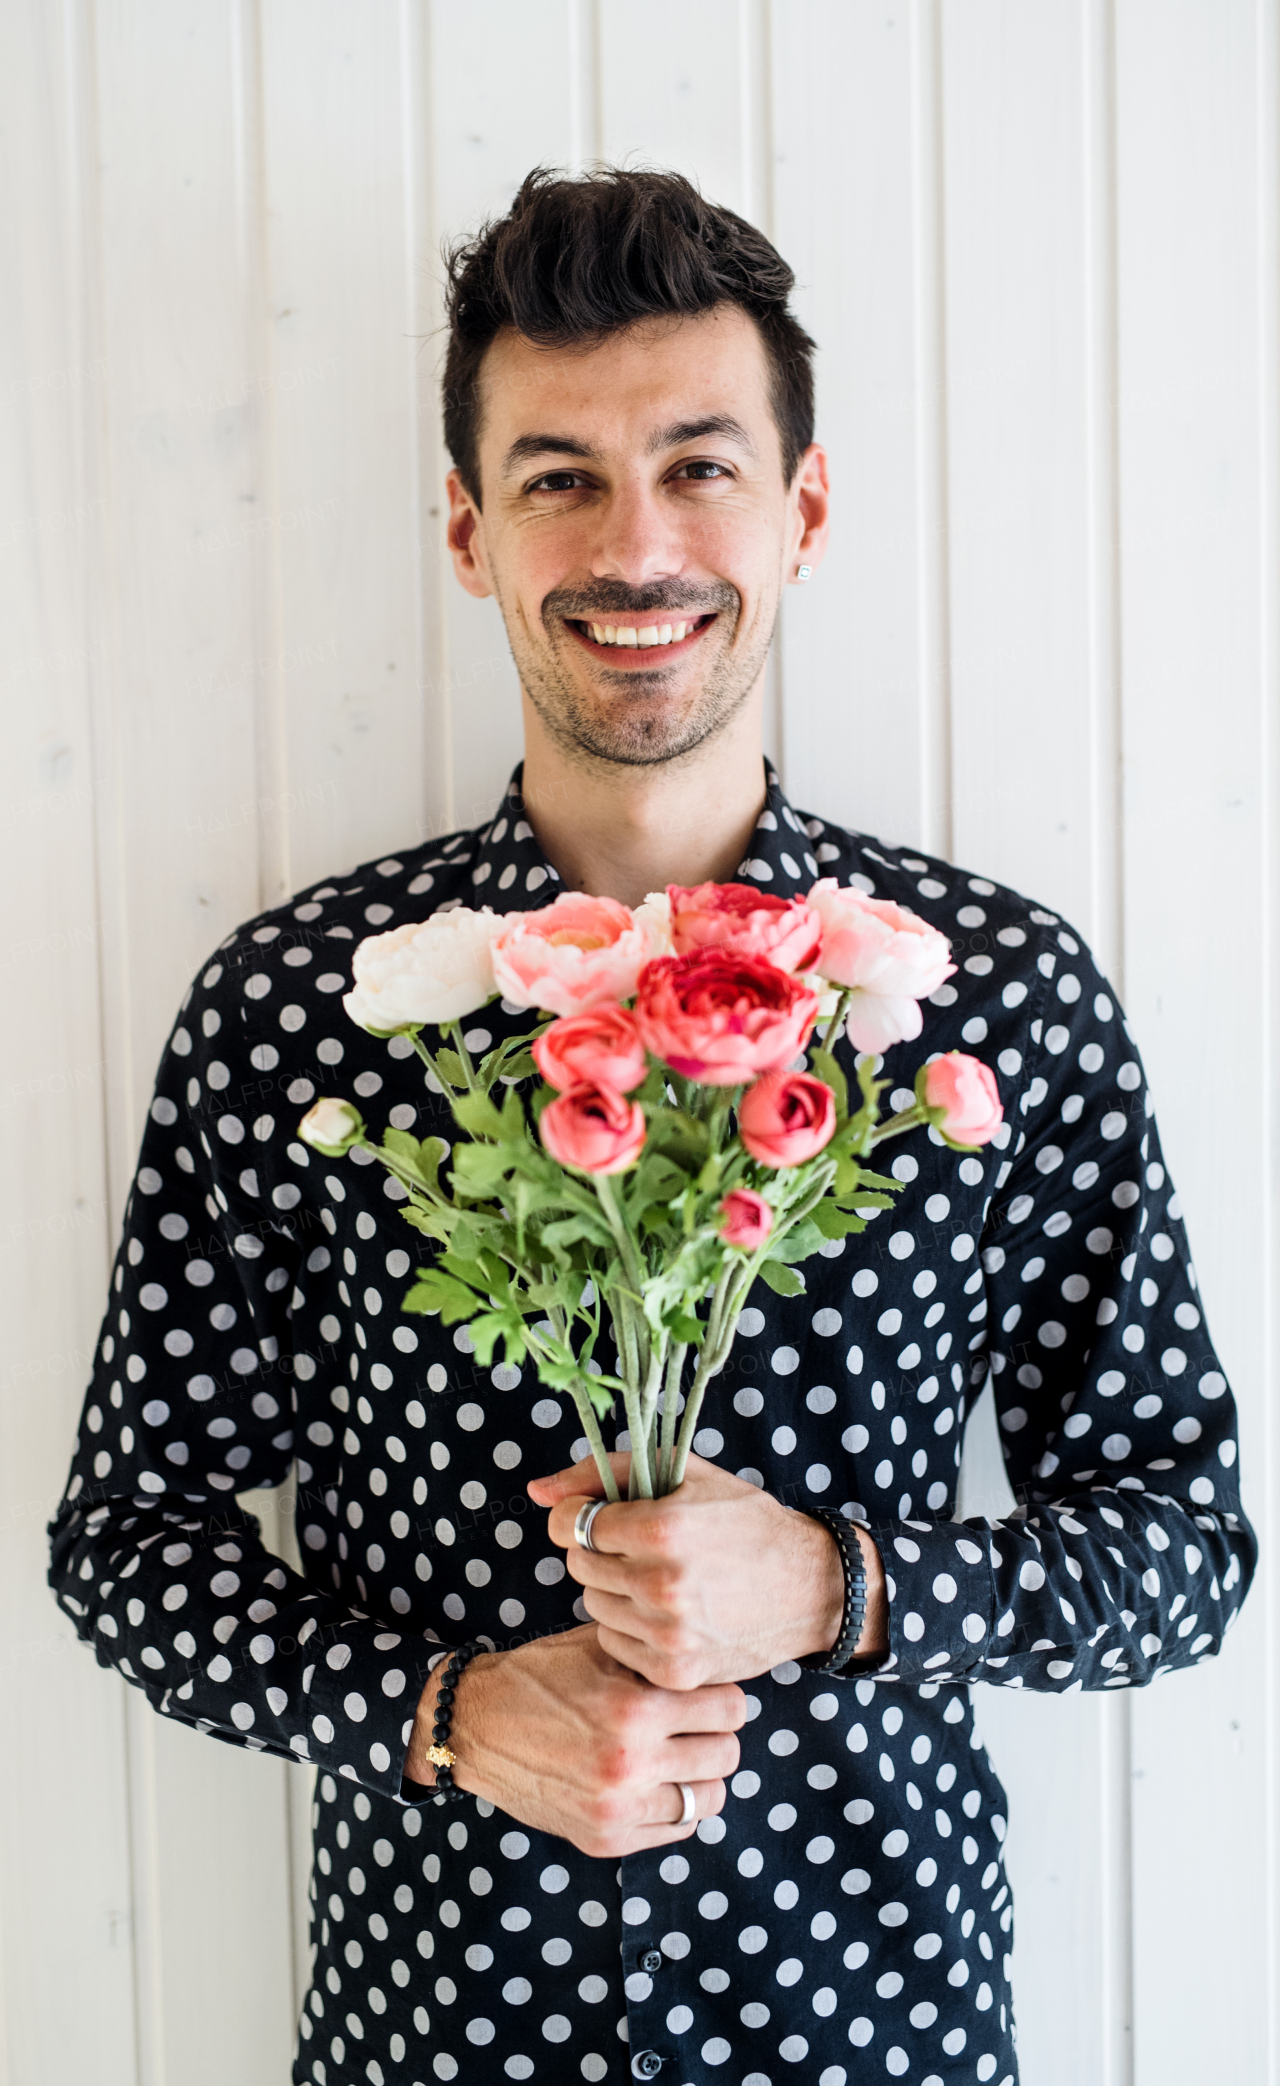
[632,2056,663,2080]
[639,1949,663,1975]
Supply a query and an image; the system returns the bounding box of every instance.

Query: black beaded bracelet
[426,1638,485,1800]
[798,1509,871,1674]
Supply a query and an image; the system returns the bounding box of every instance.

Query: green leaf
[401,1268,483,1322]
[451,1090,506,1140]
[808,1045,849,1122]
[767,1217,825,1263]
[644,1109,710,1166]
[451,1143,515,1196]
[435,1048,466,1084]
[495,1050,537,1083]
[811,1200,868,1239]
[758,1259,805,1297]
[467,1306,528,1369]
[628,1151,690,1209]
[662,1309,706,1344]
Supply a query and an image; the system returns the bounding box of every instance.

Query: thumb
[527,1450,631,1507]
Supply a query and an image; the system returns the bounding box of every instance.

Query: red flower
[667,881,822,974]
[533,1005,647,1094]
[738,1072,837,1168]
[539,1081,647,1176]
[718,1189,774,1250]
[634,951,819,1087]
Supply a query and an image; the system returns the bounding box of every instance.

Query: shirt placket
[621,1848,678,2079]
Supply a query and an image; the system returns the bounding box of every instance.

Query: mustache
[543,580,739,621]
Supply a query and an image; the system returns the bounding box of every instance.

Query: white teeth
[587,617,701,645]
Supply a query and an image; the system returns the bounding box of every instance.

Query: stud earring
[797,564,812,581]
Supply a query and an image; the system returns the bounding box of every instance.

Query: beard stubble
[497,576,776,770]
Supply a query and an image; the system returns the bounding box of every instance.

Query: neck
[517,692,770,908]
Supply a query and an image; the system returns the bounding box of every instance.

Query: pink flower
[492,894,658,1016]
[667,881,822,974]
[717,1188,774,1250]
[634,952,819,1087]
[738,1071,837,1168]
[533,1006,648,1094]
[923,1053,1004,1146]
[807,879,955,1053]
[539,1081,647,1176]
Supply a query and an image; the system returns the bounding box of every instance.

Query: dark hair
[441,166,816,502]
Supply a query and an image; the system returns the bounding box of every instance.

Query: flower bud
[921,1053,1003,1146]
[717,1189,774,1250]
[298,1097,364,1155]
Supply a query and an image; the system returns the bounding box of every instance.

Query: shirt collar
[462,760,828,908]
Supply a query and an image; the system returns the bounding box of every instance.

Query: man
[51,168,1254,2086]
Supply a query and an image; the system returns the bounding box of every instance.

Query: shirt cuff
[872,1518,998,1684]
[302,1617,438,1803]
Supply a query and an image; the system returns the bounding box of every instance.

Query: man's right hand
[402,1624,747,1859]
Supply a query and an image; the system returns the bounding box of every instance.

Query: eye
[527,471,587,494]
[672,460,732,482]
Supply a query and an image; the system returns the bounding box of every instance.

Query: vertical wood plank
[426,0,582,827]
[939,13,1116,2076]
[770,1,931,846]
[1258,3,1280,2072]
[89,1,299,2076]
[1114,4,1268,2080]
[598,0,752,211]
[0,4,137,2077]
[942,0,1095,924]
[258,0,432,892]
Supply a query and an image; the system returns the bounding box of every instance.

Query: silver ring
[675,1781,696,1828]
[573,1500,607,1554]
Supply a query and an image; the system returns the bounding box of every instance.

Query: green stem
[595,1176,645,1294]
[524,1318,620,1503]
[820,988,853,1054]
[668,1260,746,1488]
[443,1020,480,1091]
[352,1133,445,1206]
[658,1341,688,1494]
[867,1103,927,1146]
[410,1033,454,1096]
[566,1380,621,1502]
[636,1328,667,1497]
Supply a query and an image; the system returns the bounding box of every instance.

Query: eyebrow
[500,413,758,478]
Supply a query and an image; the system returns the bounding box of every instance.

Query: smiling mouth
[565,613,717,660]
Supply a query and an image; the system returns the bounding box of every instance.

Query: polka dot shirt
[49,765,1255,2086]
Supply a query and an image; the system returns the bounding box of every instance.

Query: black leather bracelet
[798,1509,871,1674]
[425,1638,484,1800]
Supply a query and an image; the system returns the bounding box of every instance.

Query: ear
[786,442,830,584]
[446,467,493,599]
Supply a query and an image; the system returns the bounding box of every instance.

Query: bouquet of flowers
[299,879,1003,1503]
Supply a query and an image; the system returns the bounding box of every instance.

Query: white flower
[343,908,502,1032]
[298,1098,363,1152]
[634,889,675,958]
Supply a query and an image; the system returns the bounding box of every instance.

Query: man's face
[446,306,826,768]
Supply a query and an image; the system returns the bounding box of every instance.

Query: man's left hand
[529,1452,876,1690]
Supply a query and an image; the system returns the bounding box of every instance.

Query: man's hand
[401,1624,747,1860]
[529,1452,888,1690]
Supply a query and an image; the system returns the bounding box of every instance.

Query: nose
[588,475,686,590]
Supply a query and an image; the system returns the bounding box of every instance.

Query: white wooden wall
[2,3,1275,2080]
